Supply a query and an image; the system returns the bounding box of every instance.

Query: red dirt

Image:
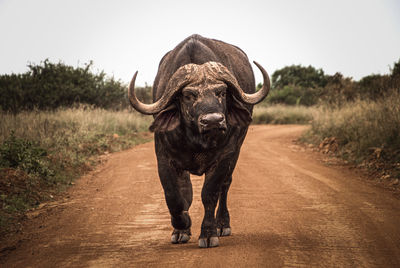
[1,125,400,267]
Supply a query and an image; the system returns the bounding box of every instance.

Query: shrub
[0,60,130,113]
[318,73,358,106]
[266,59,400,106]
[266,85,321,106]
[271,65,328,89]
[0,132,52,180]
[0,107,152,235]
[303,91,400,174]
[133,85,153,104]
[267,65,328,106]
[0,133,54,233]
[358,74,391,100]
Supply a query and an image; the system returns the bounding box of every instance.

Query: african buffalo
[128,34,270,248]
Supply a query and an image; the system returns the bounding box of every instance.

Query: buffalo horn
[128,71,178,115]
[128,66,194,115]
[232,61,270,105]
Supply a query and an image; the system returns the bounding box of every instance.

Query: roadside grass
[0,106,152,236]
[3,95,399,235]
[254,97,400,182]
[252,104,315,125]
[301,92,400,180]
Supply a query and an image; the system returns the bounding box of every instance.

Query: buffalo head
[128,61,270,135]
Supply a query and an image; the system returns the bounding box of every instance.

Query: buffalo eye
[215,89,226,98]
[182,91,197,102]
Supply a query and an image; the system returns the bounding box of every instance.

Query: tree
[271,65,328,89]
[0,60,129,112]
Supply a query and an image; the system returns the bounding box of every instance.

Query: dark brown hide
[128,34,270,248]
[149,62,252,132]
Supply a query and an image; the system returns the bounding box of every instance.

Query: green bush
[0,131,53,180]
[0,60,130,113]
[318,73,358,106]
[266,59,400,106]
[358,74,391,99]
[267,65,328,106]
[0,132,54,232]
[271,65,328,89]
[133,85,153,104]
[266,85,320,106]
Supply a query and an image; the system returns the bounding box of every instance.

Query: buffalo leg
[216,175,232,236]
[157,159,192,243]
[199,154,238,248]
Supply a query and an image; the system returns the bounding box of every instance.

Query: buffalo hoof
[171,229,191,244]
[217,227,231,237]
[198,236,219,248]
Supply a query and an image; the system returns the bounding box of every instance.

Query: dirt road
[1,125,400,267]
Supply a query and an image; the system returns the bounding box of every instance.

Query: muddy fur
[133,34,267,248]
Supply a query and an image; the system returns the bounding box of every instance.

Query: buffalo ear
[227,96,252,127]
[149,105,180,132]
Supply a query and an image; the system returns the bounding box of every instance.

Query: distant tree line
[0,60,152,113]
[1,58,399,113]
[264,59,400,106]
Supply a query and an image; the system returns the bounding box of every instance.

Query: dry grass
[252,104,315,125]
[0,106,151,144]
[0,107,152,235]
[0,106,153,186]
[302,92,400,179]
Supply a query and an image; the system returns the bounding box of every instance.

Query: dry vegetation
[254,92,400,184]
[0,107,152,235]
[253,104,315,125]
[301,92,400,182]
[0,106,152,145]
[1,58,400,238]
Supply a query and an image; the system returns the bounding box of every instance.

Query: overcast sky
[0,0,399,86]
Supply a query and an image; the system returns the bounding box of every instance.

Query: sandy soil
[1,125,400,267]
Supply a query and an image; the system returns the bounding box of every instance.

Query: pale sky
[0,0,399,86]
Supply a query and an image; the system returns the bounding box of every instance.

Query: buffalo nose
[199,113,226,129]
